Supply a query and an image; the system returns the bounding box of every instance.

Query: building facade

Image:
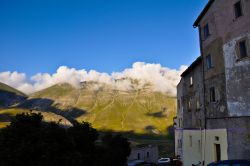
[175,57,209,166]
[175,0,250,165]
[128,144,159,164]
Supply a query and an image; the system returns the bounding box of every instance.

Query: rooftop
[193,0,215,27]
[181,56,202,77]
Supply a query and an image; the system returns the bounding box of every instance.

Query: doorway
[214,144,221,162]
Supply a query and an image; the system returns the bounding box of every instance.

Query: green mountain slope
[0,108,72,128]
[0,82,26,96]
[0,83,72,129]
[29,82,176,136]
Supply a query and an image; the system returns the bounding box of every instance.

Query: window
[137,153,141,160]
[206,54,213,69]
[215,144,221,162]
[198,140,201,152]
[190,76,193,86]
[203,24,210,39]
[189,135,192,147]
[238,40,248,59]
[210,87,216,102]
[196,100,200,110]
[215,136,220,141]
[188,99,191,111]
[177,99,180,110]
[178,139,182,148]
[147,152,150,158]
[234,1,243,18]
[198,119,202,127]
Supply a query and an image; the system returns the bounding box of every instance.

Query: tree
[0,113,131,166]
[100,133,131,166]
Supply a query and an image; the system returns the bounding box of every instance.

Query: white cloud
[0,62,187,96]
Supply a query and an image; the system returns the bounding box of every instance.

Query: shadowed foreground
[0,113,131,166]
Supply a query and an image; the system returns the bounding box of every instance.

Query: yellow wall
[183,130,203,166]
[204,129,228,165]
[182,129,228,166]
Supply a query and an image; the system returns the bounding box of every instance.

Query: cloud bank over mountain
[0,62,187,96]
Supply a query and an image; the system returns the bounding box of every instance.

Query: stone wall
[223,33,250,116]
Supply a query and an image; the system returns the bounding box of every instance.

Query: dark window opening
[210,87,216,102]
[206,54,213,69]
[189,136,192,147]
[215,144,221,162]
[239,40,248,59]
[198,140,201,152]
[215,136,220,141]
[177,99,180,110]
[137,153,141,160]
[234,1,243,18]
[203,24,210,39]
[198,119,202,127]
[178,140,182,148]
[147,152,150,158]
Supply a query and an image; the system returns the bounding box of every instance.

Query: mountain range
[0,81,176,138]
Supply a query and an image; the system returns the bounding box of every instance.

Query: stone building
[175,0,250,165]
[175,57,208,166]
[127,144,159,164]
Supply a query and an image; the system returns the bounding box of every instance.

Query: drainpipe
[197,25,207,166]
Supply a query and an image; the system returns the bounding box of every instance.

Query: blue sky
[0,0,206,77]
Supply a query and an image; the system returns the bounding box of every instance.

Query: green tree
[0,113,131,166]
[100,133,131,166]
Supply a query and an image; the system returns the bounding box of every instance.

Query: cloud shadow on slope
[0,90,27,108]
[146,111,166,118]
[17,98,87,123]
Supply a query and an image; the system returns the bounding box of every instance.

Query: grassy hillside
[0,82,26,97]
[0,108,72,128]
[30,83,176,137]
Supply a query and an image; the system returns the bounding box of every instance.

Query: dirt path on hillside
[102,90,118,111]
[121,90,139,129]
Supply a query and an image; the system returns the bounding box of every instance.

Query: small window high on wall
[206,54,213,69]
[190,76,193,86]
[188,99,191,111]
[234,1,243,18]
[203,24,210,39]
[210,87,216,102]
